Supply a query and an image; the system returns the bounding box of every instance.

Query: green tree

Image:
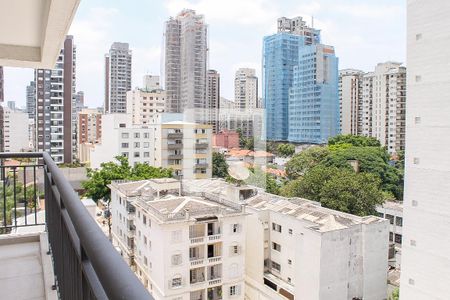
[319,170,384,216]
[328,134,381,147]
[212,152,229,178]
[319,146,403,199]
[389,288,399,300]
[82,156,173,201]
[281,166,384,216]
[277,143,295,157]
[285,146,330,179]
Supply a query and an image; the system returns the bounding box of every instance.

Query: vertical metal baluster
[34,165,37,224]
[2,164,6,228]
[24,166,27,225]
[13,167,17,227]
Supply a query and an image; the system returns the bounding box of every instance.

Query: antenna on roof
[311,15,314,28]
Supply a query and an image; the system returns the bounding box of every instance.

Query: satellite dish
[228,162,250,181]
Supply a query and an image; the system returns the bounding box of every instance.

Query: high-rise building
[234,68,258,110]
[263,16,339,143]
[288,43,339,144]
[75,91,85,112]
[361,63,406,154]
[143,75,160,91]
[339,69,364,135]
[7,101,15,110]
[164,9,208,119]
[400,1,450,298]
[35,35,76,164]
[206,69,220,133]
[105,42,132,113]
[0,66,3,102]
[26,81,36,120]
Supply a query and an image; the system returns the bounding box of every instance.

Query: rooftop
[183,178,385,233]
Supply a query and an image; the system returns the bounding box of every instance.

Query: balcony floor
[0,232,56,300]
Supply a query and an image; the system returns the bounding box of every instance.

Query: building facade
[105,42,132,113]
[361,63,406,155]
[206,70,220,133]
[90,113,213,180]
[263,16,339,143]
[213,130,240,149]
[400,1,450,299]
[143,75,161,91]
[339,69,364,135]
[164,9,208,121]
[288,44,339,144]
[109,179,246,300]
[183,179,389,300]
[78,108,102,145]
[26,81,36,120]
[234,68,258,110]
[0,66,3,102]
[35,35,76,164]
[126,87,166,125]
[1,106,30,152]
[219,108,264,139]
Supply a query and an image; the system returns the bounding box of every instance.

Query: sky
[3,0,406,109]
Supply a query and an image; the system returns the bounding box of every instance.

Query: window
[121,132,129,139]
[272,222,282,233]
[395,216,403,227]
[144,133,149,138]
[134,132,140,138]
[143,215,147,225]
[121,143,129,148]
[119,123,126,128]
[134,142,140,148]
[229,285,240,296]
[272,242,281,252]
[231,224,240,233]
[144,152,150,157]
[171,276,182,288]
[288,228,293,235]
[288,259,292,265]
[171,254,182,266]
[134,152,140,158]
[386,214,394,225]
[122,152,129,158]
[395,234,402,245]
[172,230,182,242]
[230,244,240,256]
[271,261,281,272]
[389,232,393,242]
[288,277,292,283]
[143,142,150,148]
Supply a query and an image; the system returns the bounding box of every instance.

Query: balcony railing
[0,152,152,300]
[167,133,183,139]
[195,143,209,149]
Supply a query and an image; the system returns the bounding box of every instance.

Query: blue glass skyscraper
[263,17,339,143]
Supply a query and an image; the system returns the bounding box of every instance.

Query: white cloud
[132,46,162,88]
[164,0,280,26]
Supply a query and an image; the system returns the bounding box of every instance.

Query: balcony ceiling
[0,0,80,68]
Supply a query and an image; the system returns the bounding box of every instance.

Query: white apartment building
[183,179,390,300]
[376,201,403,269]
[105,42,132,113]
[109,179,246,300]
[1,107,31,152]
[361,63,406,154]
[90,113,212,180]
[400,1,450,299]
[126,88,166,125]
[143,75,161,90]
[234,68,258,110]
[339,69,364,135]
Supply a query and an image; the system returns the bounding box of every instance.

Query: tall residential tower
[164,9,208,120]
[105,42,132,113]
[234,68,258,110]
[400,1,450,298]
[35,35,76,164]
[339,69,364,135]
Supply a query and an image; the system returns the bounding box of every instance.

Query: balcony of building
[0,152,152,300]
[190,245,205,266]
[190,289,206,300]
[190,266,206,286]
[207,242,222,264]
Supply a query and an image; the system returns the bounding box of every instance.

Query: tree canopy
[82,156,173,201]
[280,165,384,216]
[212,152,229,178]
[285,146,330,179]
[277,143,295,157]
[245,167,281,195]
[328,134,381,147]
